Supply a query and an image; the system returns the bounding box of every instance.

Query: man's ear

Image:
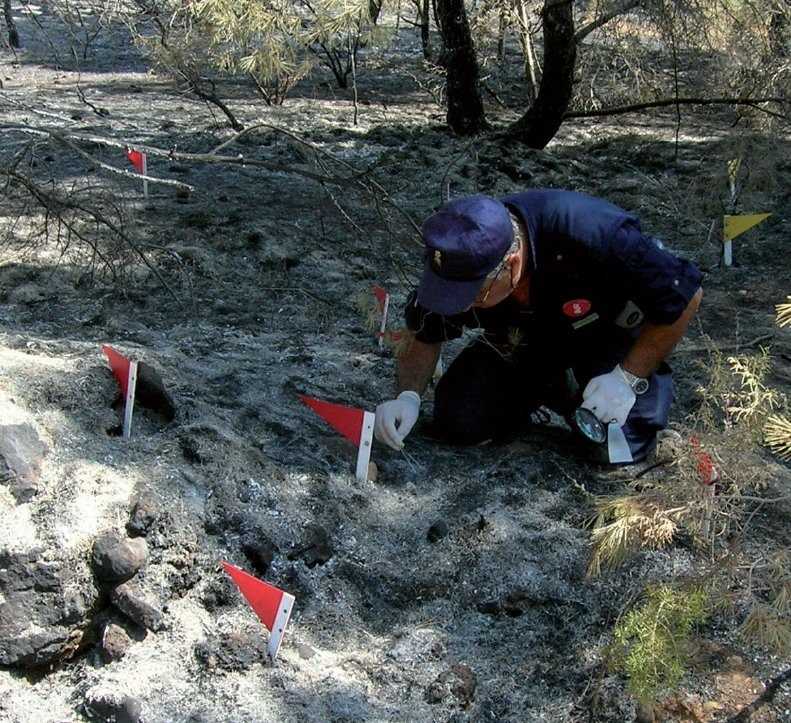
[507,251,521,285]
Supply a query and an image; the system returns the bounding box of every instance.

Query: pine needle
[587,495,683,577]
[740,603,791,653]
[776,296,791,328]
[765,415,791,460]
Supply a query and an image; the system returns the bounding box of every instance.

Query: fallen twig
[676,333,776,354]
[564,97,788,120]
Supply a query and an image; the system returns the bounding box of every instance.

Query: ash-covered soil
[1,4,790,722]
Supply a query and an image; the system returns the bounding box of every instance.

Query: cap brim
[416,263,485,316]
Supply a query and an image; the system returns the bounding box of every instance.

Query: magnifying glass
[573,407,607,444]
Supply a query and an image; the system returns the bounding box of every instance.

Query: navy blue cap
[417,195,513,315]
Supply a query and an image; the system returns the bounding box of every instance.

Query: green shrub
[610,585,710,703]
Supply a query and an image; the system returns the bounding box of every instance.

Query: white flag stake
[142,153,149,199]
[378,293,390,350]
[355,411,375,482]
[123,360,138,440]
[607,423,633,464]
[268,590,296,661]
[723,236,733,267]
[724,158,739,267]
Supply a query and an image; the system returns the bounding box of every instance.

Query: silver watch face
[633,378,650,395]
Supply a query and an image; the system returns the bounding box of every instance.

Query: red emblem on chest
[562,299,592,318]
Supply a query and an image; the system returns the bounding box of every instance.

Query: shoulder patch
[562,299,592,318]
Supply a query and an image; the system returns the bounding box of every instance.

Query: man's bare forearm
[397,339,442,396]
[622,287,703,378]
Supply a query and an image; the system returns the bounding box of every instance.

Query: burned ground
[0,5,790,722]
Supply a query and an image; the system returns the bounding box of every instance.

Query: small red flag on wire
[299,395,366,446]
[101,345,138,439]
[126,148,146,174]
[299,395,375,481]
[126,148,149,198]
[222,562,295,661]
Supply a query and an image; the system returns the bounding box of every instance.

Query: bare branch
[575,0,643,44]
[6,170,181,304]
[564,97,788,119]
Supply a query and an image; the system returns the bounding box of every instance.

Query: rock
[126,494,160,537]
[726,654,745,669]
[387,628,446,663]
[258,241,300,270]
[655,429,684,463]
[367,461,378,482]
[92,532,148,583]
[135,362,176,422]
[111,582,164,632]
[83,688,142,723]
[194,630,266,672]
[427,520,449,543]
[242,535,278,577]
[477,587,560,618]
[635,701,656,723]
[425,664,476,707]
[0,549,98,668]
[200,575,237,612]
[101,623,132,663]
[297,643,316,660]
[8,282,46,304]
[424,680,446,704]
[287,524,333,568]
[0,423,49,502]
[476,600,501,616]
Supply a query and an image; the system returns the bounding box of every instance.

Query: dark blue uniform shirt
[405,190,703,371]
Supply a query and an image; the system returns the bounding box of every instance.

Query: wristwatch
[617,364,650,395]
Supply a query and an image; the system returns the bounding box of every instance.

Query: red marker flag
[299,395,375,481]
[102,345,138,439]
[299,395,365,445]
[126,148,145,174]
[126,148,149,198]
[372,285,388,311]
[222,562,295,661]
[690,436,718,485]
[102,344,132,398]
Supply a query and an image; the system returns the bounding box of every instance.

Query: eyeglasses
[475,256,509,305]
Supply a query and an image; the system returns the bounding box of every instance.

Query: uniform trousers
[431,337,674,463]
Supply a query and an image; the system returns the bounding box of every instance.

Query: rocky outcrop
[0,549,98,668]
[0,423,49,503]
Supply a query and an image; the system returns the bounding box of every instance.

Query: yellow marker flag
[723,213,771,241]
[727,158,741,186]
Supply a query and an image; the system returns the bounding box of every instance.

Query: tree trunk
[4,0,20,48]
[435,0,487,135]
[514,0,538,102]
[419,0,432,60]
[767,3,788,59]
[508,0,576,148]
[497,7,508,65]
[369,0,383,25]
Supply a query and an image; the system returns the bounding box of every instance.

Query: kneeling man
[375,190,703,464]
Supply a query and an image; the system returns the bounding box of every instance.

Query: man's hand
[375,391,421,450]
[581,367,636,427]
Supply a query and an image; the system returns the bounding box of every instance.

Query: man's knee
[433,378,515,445]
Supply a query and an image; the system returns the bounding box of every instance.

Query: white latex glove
[581,365,636,427]
[374,391,421,451]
